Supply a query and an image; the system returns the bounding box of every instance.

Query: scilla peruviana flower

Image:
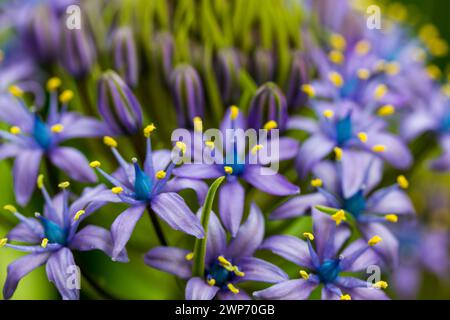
[0,177,127,300]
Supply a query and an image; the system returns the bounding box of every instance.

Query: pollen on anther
[144,124,156,137]
[230,106,239,120]
[373,281,388,289]
[385,214,398,223]
[90,161,101,168]
[303,232,314,241]
[299,270,309,280]
[334,147,343,161]
[264,120,278,130]
[251,144,264,155]
[185,252,194,261]
[0,238,8,248]
[3,205,17,213]
[103,136,118,148]
[37,175,45,189]
[41,238,49,248]
[323,109,334,119]
[340,294,351,300]
[301,84,316,97]
[112,186,124,194]
[10,126,21,135]
[74,210,85,221]
[227,283,239,294]
[224,166,233,175]
[311,178,322,188]
[193,117,203,132]
[47,77,62,91]
[156,170,167,180]
[372,144,386,153]
[9,85,23,97]
[58,181,70,189]
[397,175,409,189]
[59,90,74,103]
[357,132,368,143]
[368,235,382,246]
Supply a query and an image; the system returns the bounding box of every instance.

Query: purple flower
[152,32,174,83]
[251,49,275,85]
[0,180,127,300]
[271,150,415,267]
[214,48,242,105]
[254,209,389,300]
[145,204,288,300]
[111,27,138,88]
[0,80,105,205]
[88,127,206,259]
[174,107,299,236]
[285,51,309,110]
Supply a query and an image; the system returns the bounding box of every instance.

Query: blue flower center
[335,114,353,146]
[33,114,52,149]
[343,190,366,219]
[40,217,67,245]
[223,152,246,176]
[340,77,358,98]
[206,261,235,288]
[133,161,153,201]
[441,110,450,133]
[317,259,341,283]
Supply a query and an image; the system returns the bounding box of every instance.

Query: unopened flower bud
[112,27,139,87]
[214,48,242,104]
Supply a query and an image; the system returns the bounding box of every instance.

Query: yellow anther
[377,104,395,117]
[224,166,233,175]
[311,178,323,188]
[328,50,344,64]
[10,126,21,135]
[323,109,334,119]
[357,68,371,80]
[103,136,118,148]
[111,186,124,194]
[207,278,216,286]
[51,124,64,133]
[46,77,61,91]
[205,141,215,150]
[233,267,245,277]
[374,84,388,100]
[185,252,194,261]
[426,65,442,80]
[299,270,309,280]
[251,144,264,155]
[334,147,343,161]
[90,161,101,168]
[357,132,368,143]
[385,62,400,76]
[301,84,316,98]
[74,210,85,221]
[419,24,439,42]
[41,238,49,248]
[59,90,74,103]
[428,38,448,57]
[303,232,314,241]
[385,214,398,223]
[340,294,352,300]
[227,283,239,294]
[368,235,382,246]
[373,281,388,289]
[9,85,23,97]
[328,72,344,88]
[58,181,70,189]
[230,106,239,120]
[441,83,450,97]
[355,40,371,55]
[3,205,17,213]
[331,209,347,226]
[218,256,232,267]
[330,33,346,51]
[263,120,278,130]
[144,124,156,137]
[397,175,409,189]
[37,174,44,189]
[374,60,386,73]
[156,170,167,180]
[193,117,203,132]
[176,141,187,154]
[0,238,8,248]
[372,145,386,153]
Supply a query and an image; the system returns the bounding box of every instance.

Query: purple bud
[97,70,143,135]
[60,24,96,79]
[252,49,275,84]
[169,64,205,128]
[214,48,242,104]
[286,51,309,110]
[248,82,288,131]
[152,32,174,83]
[112,27,139,87]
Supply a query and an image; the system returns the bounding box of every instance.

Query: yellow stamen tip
[426,65,442,80]
[385,62,400,76]
[233,267,245,277]
[373,281,388,289]
[3,205,17,213]
[397,175,409,189]
[377,104,395,117]
[331,209,347,226]
[193,117,203,132]
[251,144,264,155]
[0,238,8,248]
[372,144,386,153]
[156,170,167,180]
[224,166,233,175]
[323,109,334,119]
[385,214,398,223]
[303,232,314,241]
[230,106,239,120]
[10,126,21,135]
[74,210,85,221]
[51,124,64,133]
[299,270,309,280]
[58,181,70,189]
[144,124,156,137]
[205,141,215,150]
[41,238,49,248]
[330,33,346,51]
[263,120,278,130]
[185,252,194,261]
[227,283,239,294]
[37,174,44,189]
[207,278,216,286]
[9,85,23,97]
[103,136,118,148]
[357,68,371,80]
[357,132,368,143]
[328,72,344,88]
[59,90,74,103]
[176,141,187,155]
[218,255,232,267]
[311,178,323,188]
[355,40,371,55]
[301,84,316,98]
[368,235,383,246]
[334,147,343,161]
[46,77,62,91]
[374,84,388,100]
[111,186,124,194]
[340,294,352,300]
[89,161,101,168]
[328,50,344,64]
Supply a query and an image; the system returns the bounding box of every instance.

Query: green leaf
[192,176,226,277]
[314,205,341,215]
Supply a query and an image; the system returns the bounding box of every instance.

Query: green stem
[146,205,168,246]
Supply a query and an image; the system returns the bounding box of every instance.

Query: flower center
[340,77,358,98]
[33,115,52,149]
[343,190,366,219]
[206,261,235,288]
[335,114,353,146]
[133,160,153,201]
[223,152,246,176]
[39,216,67,245]
[317,259,341,283]
[441,110,450,133]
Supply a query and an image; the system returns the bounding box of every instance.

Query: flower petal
[219,179,245,236]
[144,246,192,279]
[163,177,208,205]
[359,222,399,268]
[7,221,43,243]
[239,257,288,283]
[13,148,43,206]
[46,248,79,300]
[345,287,390,300]
[242,165,299,196]
[203,211,227,265]
[49,146,97,183]
[270,193,327,220]
[254,279,317,300]
[0,143,21,160]
[173,164,223,179]
[340,239,380,272]
[367,189,415,215]
[185,277,219,300]
[364,132,412,169]
[216,290,251,300]
[296,134,335,178]
[260,235,313,269]
[57,112,108,141]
